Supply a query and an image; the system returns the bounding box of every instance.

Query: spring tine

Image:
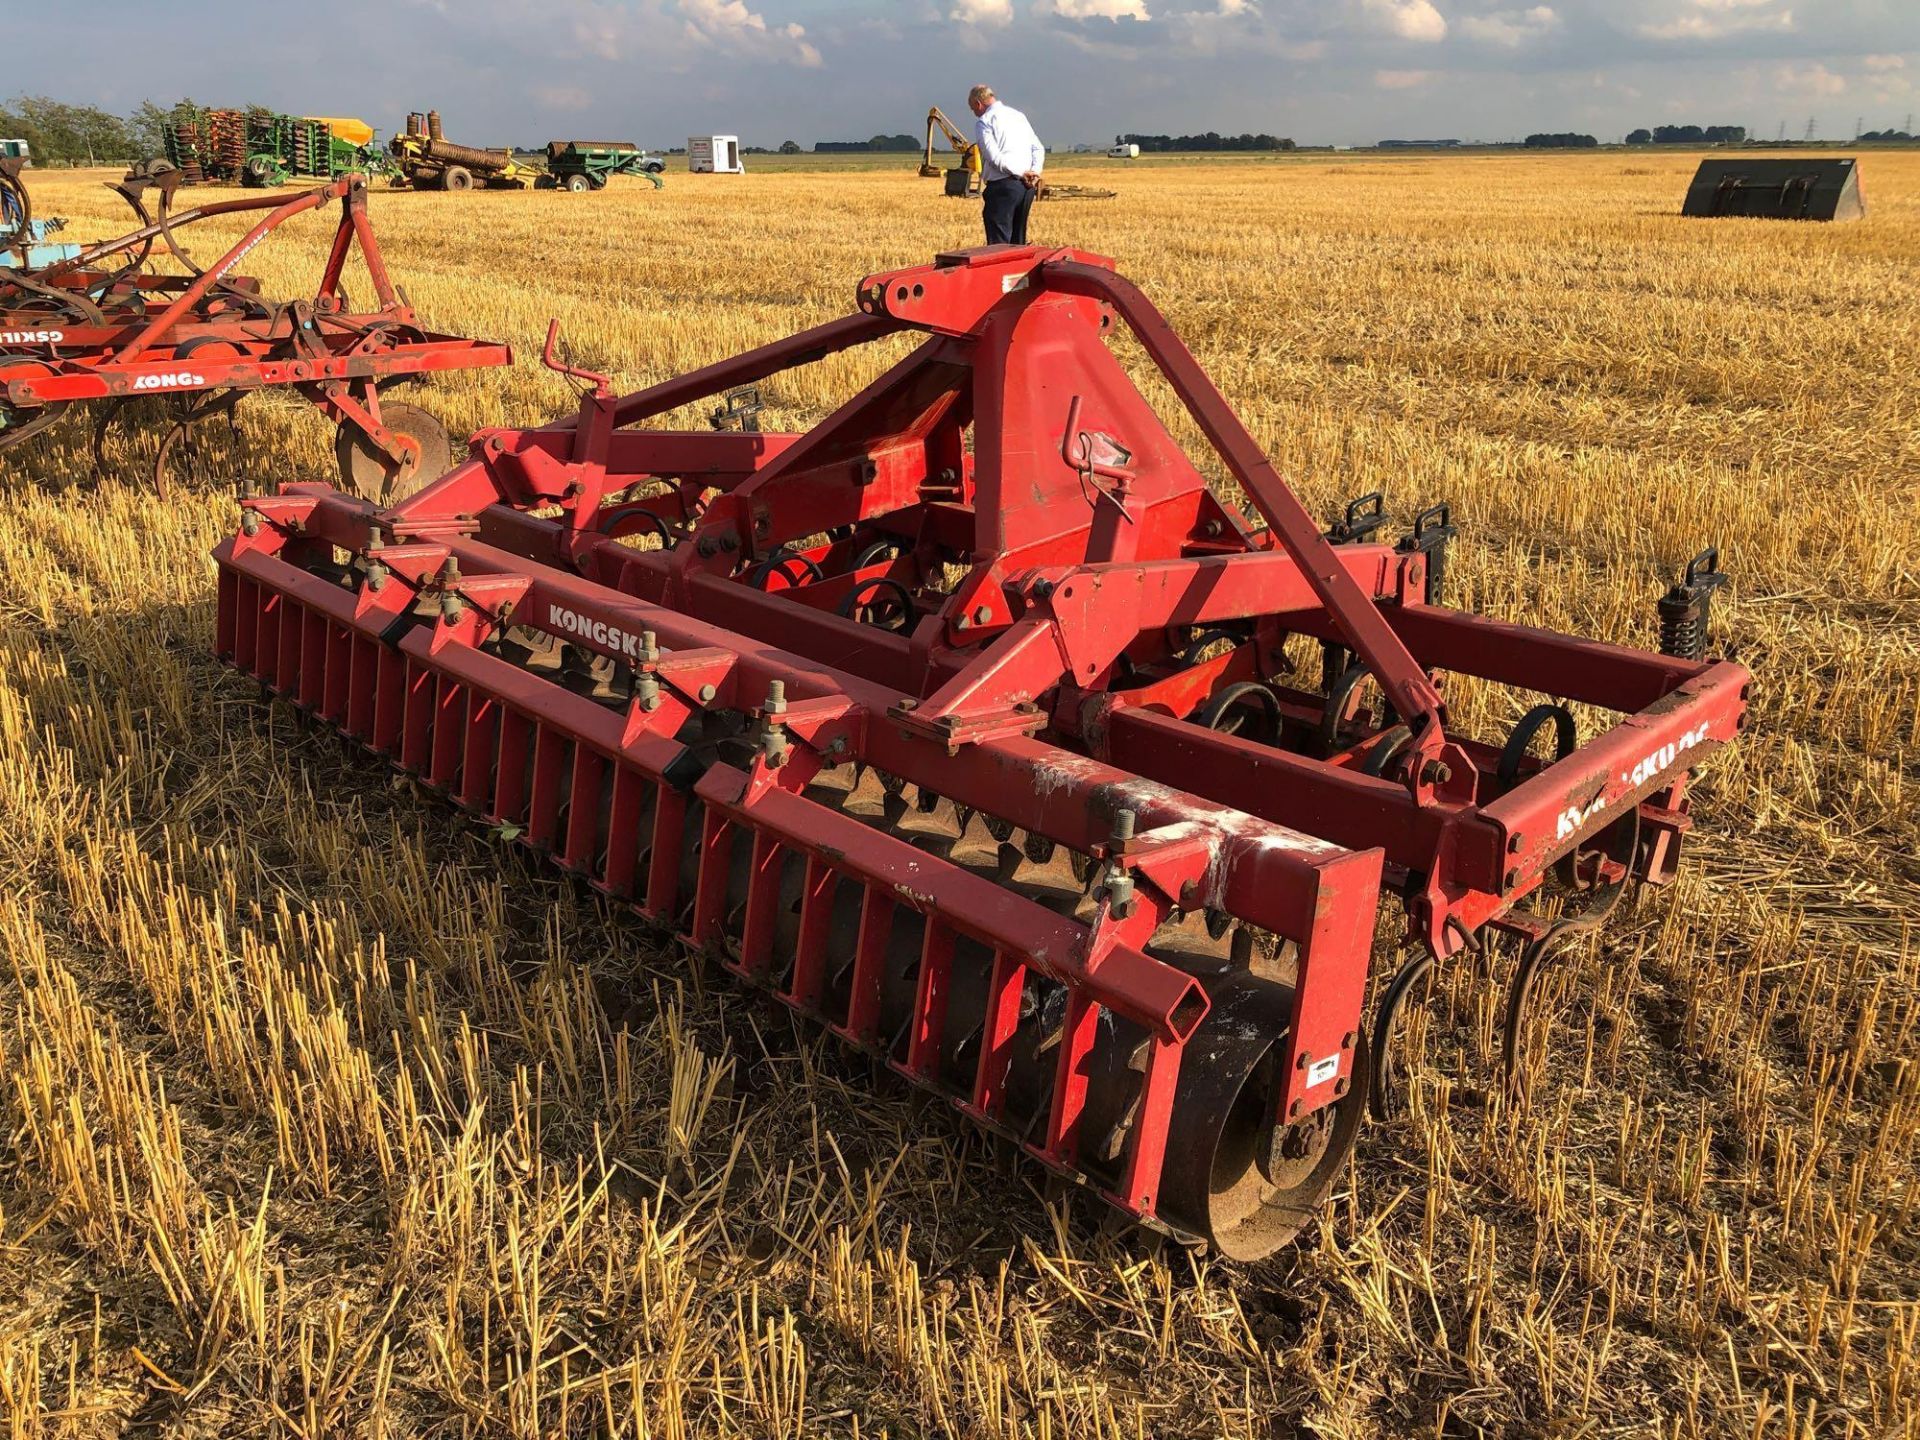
[900,920,955,1081]
[734,830,785,980]
[642,786,686,921]
[784,855,837,1011]
[345,634,378,740]
[1110,1034,1183,1214]
[320,624,349,721]
[236,576,261,671]
[253,586,280,681]
[689,807,734,952]
[601,768,646,899]
[459,694,498,811]
[297,608,325,709]
[430,676,466,790]
[367,642,402,752]
[492,709,531,823]
[270,596,296,692]
[217,568,240,659]
[253,587,280,682]
[835,885,892,1045]
[965,950,1027,1123]
[562,747,603,869]
[399,657,433,772]
[527,727,566,848]
[1038,991,1098,1166]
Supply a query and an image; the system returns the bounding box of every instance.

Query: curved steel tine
[1369,949,1434,1121]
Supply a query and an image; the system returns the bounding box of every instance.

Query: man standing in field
[968,85,1044,246]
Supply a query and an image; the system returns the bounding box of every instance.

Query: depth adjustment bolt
[1419,760,1452,786]
[240,509,262,536]
[360,517,390,591]
[634,673,661,711]
[639,629,659,665]
[438,556,464,623]
[1102,808,1138,918]
[760,681,790,766]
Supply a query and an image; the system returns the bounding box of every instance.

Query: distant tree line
[814,134,920,153]
[1625,125,1747,145]
[1,95,264,165]
[1524,132,1598,148]
[1860,129,1914,142]
[1120,132,1294,152]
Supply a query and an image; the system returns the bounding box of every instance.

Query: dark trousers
[983,175,1035,246]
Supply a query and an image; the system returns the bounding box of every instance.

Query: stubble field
[2,151,1917,1438]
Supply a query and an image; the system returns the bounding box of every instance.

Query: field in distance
[1,152,1916,1438]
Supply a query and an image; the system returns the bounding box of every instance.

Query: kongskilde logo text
[133,371,206,391]
[1553,722,1716,842]
[547,603,643,659]
[1,329,63,345]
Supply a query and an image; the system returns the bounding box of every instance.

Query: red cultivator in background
[2,174,509,498]
[214,245,1748,1258]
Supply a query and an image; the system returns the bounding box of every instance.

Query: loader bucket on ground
[1681,157,1865,221]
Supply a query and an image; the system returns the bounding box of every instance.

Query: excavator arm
[922,107,981,179]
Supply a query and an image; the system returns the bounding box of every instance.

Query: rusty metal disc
[334,400,451,505]
[1156,975,1367,1260]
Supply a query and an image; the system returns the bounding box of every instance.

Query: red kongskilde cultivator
[214,246,1748,1258]
[2,173,508,498]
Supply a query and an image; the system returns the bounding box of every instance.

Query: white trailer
[1108,143,1140,159]
[1,139,30,163]
[688,136,745,174]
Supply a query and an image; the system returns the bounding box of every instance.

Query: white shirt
[974,101,1044,183]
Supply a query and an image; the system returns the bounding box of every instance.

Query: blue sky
[9,0,1916,147]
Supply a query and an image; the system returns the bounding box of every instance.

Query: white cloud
[1639,0,1793,41]
[1863,53,1906,72]
[1215,0,1257,13]
[1374,67,1435,87]
[951,0,1014,22]
[678,0,823,65]
[1361,0,1447,43]
[1460,5,1558,47]
[1773,61,1847,96]
[1039,0,1152,17]
[530,84,594,110]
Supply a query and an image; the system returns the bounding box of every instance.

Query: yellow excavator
[922,107,982,197]
[917,106,1114,204]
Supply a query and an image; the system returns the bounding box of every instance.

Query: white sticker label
[1306,1055,1341,1088]
[1001,273,1029,293]
[1,329,63,345]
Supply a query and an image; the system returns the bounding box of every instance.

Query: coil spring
[1657,594,1707,661]
[1657,547,1725,662]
